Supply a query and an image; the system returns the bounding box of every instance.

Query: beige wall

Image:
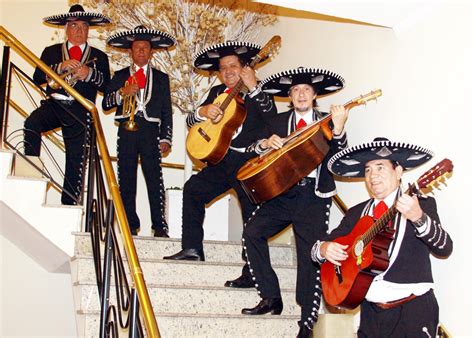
[1,0,472,336]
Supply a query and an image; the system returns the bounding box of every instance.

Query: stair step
[74,232,296,266]
[78,310,301,337]
[74,282,301,315]
[71,256,297,289]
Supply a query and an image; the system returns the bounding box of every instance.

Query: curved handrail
[0,25,159,337]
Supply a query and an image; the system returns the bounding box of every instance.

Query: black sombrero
[327,137,434,178]
[193,41,262,71]
[261,67,345,97]
[43,4,111,27]
[107,25,175,49]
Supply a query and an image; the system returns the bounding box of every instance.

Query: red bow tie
[296,118,307,130]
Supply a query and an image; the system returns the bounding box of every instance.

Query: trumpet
[47,57,97,90]
[122,76,138,132]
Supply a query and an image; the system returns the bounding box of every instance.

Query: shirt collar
[67,42,86,51]
[374,188,399,209]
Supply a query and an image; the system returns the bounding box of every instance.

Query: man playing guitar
[164,42,275,291]
[312,138,453,337]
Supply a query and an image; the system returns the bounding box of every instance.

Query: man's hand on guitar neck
[240,66,258,91]
[320,242,348,266]
[199,104,224,123]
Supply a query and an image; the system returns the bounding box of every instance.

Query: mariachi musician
[312,138,453,337]
[102,26,174,237]
[164,41,275,288]
[24,4,111,205]
[239,67,349,338]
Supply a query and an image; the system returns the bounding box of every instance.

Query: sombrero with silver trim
[43,4,111,26]
[193,41,262,71]
[107,25,176,49]
[327,137,434,178]
[261,67,345,97]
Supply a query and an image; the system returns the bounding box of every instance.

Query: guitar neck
[362,185,416,246]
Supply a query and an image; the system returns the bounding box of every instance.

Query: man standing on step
[312,138,452,337]
[164,41,275,289]
[102,26,174,238]
[239,67,349,338]
[23,4,110,205]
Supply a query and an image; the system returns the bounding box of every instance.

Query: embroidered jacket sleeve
[102,70,126,111]
[84,50,110,92]
[159,73,173,145]
[33,46,62,86]
[186,85,221,128]
[411,196,453,258]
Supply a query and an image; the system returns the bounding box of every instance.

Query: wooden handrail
[0,25,160,337]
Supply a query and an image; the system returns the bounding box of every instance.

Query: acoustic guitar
[321,158,453,309]
[237,90,382,204]
[186,35,281,165]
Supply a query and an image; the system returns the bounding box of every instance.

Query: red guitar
[321,159,453,309]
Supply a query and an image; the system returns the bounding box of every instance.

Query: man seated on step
[312,137,453,337]
[164,41,275,289]
[23,4,110,205]
[239,67,349,338]
[102,26,174,238]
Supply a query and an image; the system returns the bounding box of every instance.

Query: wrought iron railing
[0,25,159,337]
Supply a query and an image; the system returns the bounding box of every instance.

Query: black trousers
[117,116,167,231]
[243,183,331,328]
[181,150,255,275]
[24,99,89,205]
[358,289,439,338]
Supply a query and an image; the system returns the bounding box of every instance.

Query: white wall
[1,0,472,336]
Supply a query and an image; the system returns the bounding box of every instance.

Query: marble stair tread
[71,256,298,289]
[74,282,302,315]
[73,232,296,266]
[78,310,301,338]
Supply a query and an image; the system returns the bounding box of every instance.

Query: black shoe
[296,324,313,338]
[224,275,254,288]
[130,228,138,236]
[163,249,205,261]
[241,298,283,315]
[154,228,169,238]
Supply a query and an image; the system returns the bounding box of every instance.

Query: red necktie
[373,200,388,220]
[69,46,82,61]
[296,118,307,130]
[128,67,146,89]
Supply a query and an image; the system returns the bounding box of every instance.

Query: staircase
[72,233,356,337]
[72,232,303,337]
[0,149,83,272]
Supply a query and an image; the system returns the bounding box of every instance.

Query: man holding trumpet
[23,4,111,205]
[102,26,174,237]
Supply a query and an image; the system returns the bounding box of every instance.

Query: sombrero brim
[261,67,345,97]
[107,28,176,49]
[43,12,111,26]
[193,41,262,71]
[328,140,434,178]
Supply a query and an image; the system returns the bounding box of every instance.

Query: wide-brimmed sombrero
[43,4,111,27]
[261,67,345,97]
[107,25,176,49]
[193,41,262,71]
[327,137,434,177]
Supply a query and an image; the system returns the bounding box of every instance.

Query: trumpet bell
[123,120,138,132]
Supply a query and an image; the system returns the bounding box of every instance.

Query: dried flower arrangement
[70,0,276,115]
